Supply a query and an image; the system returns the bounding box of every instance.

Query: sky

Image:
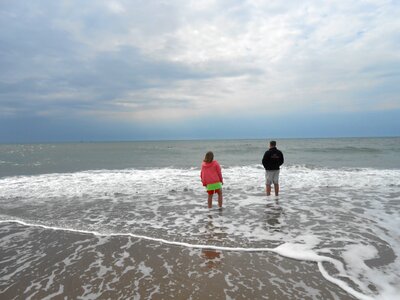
[0,0,399,142]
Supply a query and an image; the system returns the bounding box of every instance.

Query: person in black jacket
[262,140,284,196]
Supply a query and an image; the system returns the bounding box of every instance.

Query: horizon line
[1,135,399,145]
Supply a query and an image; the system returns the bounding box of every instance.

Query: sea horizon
[1,134,399,145]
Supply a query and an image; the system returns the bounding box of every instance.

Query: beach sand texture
[1,221,358,299]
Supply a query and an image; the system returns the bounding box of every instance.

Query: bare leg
[266,185,271,196]
[274,184,279,196]
[208,194,213,208]
[217,189,223,208]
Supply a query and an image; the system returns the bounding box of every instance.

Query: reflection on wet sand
[201,249,221,269]
[201,212,226,268]
[204,212,228,241]
[264,199,284,232]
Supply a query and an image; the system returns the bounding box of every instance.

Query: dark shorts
[207,189,221,195]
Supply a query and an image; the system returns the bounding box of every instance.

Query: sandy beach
[0,221,357,299]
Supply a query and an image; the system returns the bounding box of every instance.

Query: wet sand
[0,222,357,299]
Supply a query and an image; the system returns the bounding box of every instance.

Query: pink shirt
[200,160,223,186]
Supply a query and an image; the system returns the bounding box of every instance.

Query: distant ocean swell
[303,146,383,153]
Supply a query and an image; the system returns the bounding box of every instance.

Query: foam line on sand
[0,219,373,300]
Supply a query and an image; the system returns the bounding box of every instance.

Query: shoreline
[0,221,357,299]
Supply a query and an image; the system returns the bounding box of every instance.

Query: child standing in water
[200,151,223,208]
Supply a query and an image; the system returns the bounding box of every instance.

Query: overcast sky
[1,0,399,142]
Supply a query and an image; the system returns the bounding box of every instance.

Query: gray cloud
[1,0,399,126]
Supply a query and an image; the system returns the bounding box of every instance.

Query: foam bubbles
[0,165,399,299]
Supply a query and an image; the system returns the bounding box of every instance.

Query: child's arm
[216,162,223,184]
[200,168,206,186]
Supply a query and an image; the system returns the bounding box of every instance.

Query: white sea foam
[0,165,399,299]
[0,165,398,199]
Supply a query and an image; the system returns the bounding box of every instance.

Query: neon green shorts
[206,182,222,191]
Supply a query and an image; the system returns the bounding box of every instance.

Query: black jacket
[262,147,284,170]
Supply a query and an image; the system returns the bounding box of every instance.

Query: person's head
[204,151,214,163]
[269,140,277,148]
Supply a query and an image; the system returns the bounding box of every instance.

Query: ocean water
[0,137,399,299]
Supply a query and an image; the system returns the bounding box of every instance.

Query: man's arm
[262,151,269,169]
[280,151,284,166]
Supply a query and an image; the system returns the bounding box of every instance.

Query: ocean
[0,137,399,299]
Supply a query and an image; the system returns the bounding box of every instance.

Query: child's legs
[216,189,223,207]
[207,193,213,208]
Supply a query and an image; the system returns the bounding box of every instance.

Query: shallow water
[1,163,399,299]
[1,138,400,299]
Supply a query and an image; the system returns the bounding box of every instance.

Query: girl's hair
[204,151,214,163]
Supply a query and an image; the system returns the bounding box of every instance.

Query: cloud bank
[0,0,399,140]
